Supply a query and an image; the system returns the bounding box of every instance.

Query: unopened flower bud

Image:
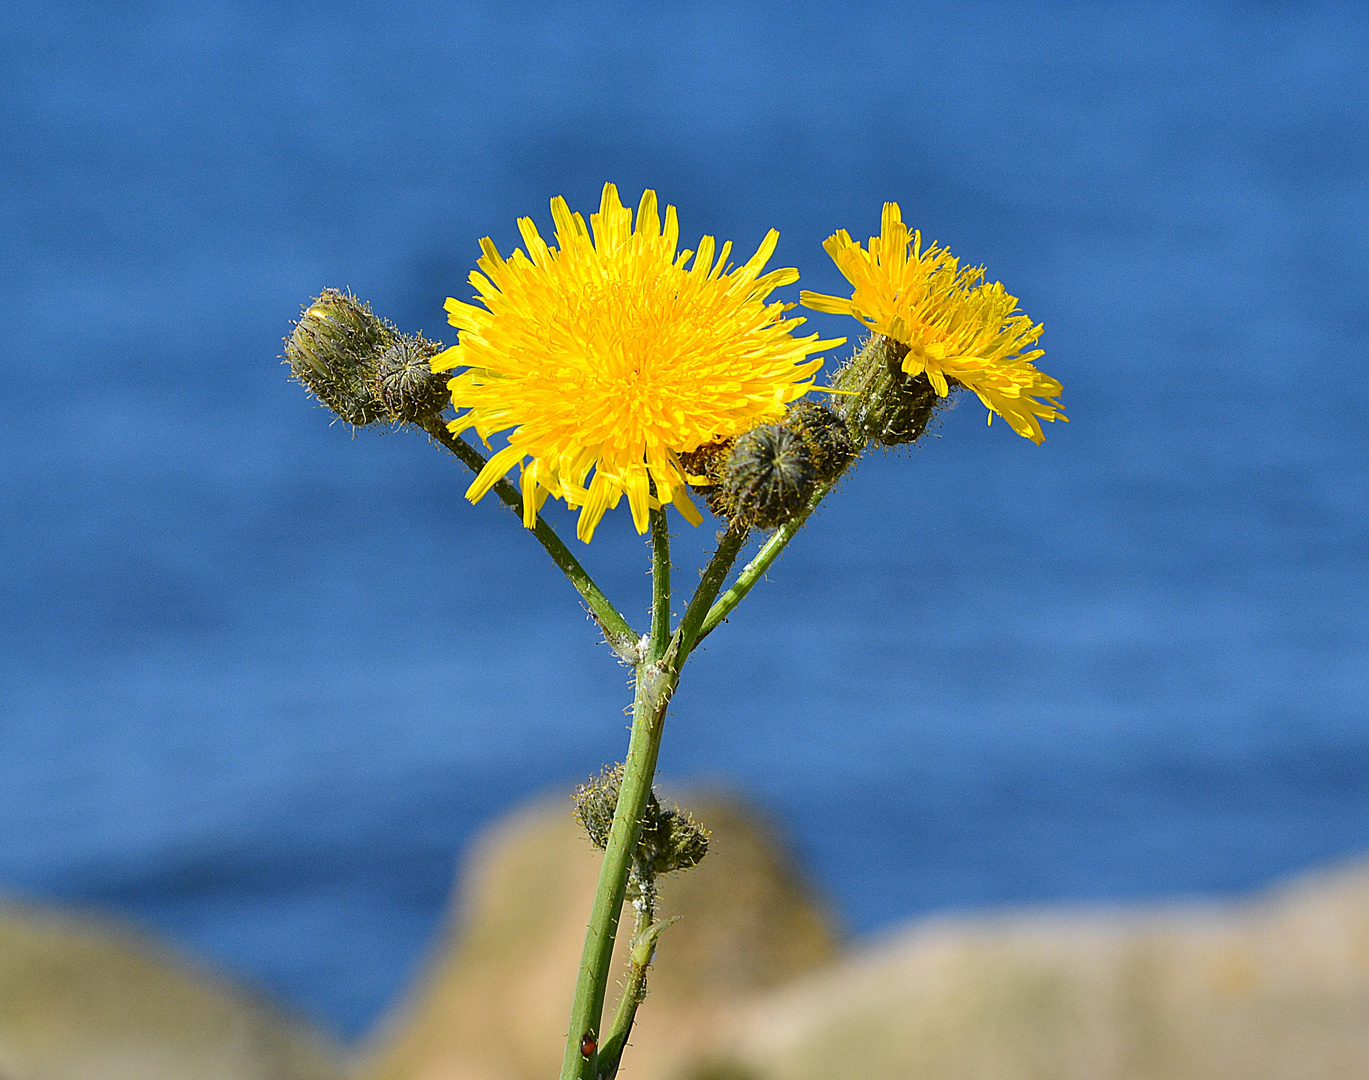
[573,763,709,876]
[783,399,856,482]
[284,289,394,426]
[832,334,945,446]
[573,765,620,850]
[721,423,817,530]
[680,399,854,529]
[678,439,736,520]
[373,334,448,422]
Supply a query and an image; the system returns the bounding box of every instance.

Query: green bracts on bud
[680,334,942,533]
[783,399,857,482]
[680,399,855,531]
[284,289,449,426]
[832,334,945,446]
[284,289,394,426]
[722,425,816,530]
[373,334,449,422]
[677,440,735,521]
[574,764,709,878]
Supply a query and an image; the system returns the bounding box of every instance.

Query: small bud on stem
[284,289,394,426]
[573,763,709,879]
[373,334,449,422]
[285,289,450,427]
[783,399,857,481]
[722,424,817,530]
[680,399,856,531]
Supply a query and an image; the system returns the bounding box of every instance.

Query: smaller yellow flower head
[800,203,1065,443]
[435,184,843,542]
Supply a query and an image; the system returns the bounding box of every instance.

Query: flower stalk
[677,523,749,657]
[417,417,638,654]
[595,914,679,1080]
[560,509,757,1080]
[561,508,679,1080]
[698,477,835,643]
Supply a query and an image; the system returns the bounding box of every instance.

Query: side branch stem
[419,418,637,651]
[676,523,749,661]
[696,479,837,643]
[595,908,676,1080]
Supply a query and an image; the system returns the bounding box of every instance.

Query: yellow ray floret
[435,183,843,542]
[800,202,1065,444]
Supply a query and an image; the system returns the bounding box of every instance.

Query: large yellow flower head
[800,203,1065,443]
[435,184,843,542]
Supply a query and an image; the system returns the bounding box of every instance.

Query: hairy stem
[676,523,749,661]
[696,479,836,642]
[561,511,677,1080]
[649,507,672,663]
[418,418,638,652]
[595,905,677,1080]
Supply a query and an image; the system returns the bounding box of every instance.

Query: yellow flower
[435,184,842,542]
[800,203,1065,443]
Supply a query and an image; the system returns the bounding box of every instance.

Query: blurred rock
[708,858,1369,1080]
[363,789,1369,1080]
[0,900,349,1080]
[11,793,1369,1080]
[360,795,839,1080]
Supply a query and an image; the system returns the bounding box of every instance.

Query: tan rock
[0,899,348,1080]
[360,794,839,1080]
[360,789,1369,1080]
[712,859,1369,1080]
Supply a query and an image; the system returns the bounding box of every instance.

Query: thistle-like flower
[801,203,1065,444]
[435,184,843,542]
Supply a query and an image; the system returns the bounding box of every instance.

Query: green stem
[696,479,837,643]
[601,864,654,1067]
[418,418,638,653]
[649,507,671,663]
[561,512,677,1080]
[595,910,677,1080]
[563,518,746,1080]
[675,523,749,661]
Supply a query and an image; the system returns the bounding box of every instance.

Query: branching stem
[557,490,828,1080]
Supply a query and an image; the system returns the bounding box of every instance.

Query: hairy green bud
[284,289,395,426]
[678,439,735,521]
[373,334,449,422]
[679,400,854,529]
[783,399,856,482]
[574,763,710,877]
[721,423,817,530]
[833,333,945,446]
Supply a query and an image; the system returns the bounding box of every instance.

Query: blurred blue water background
[2,0,1367,1040]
